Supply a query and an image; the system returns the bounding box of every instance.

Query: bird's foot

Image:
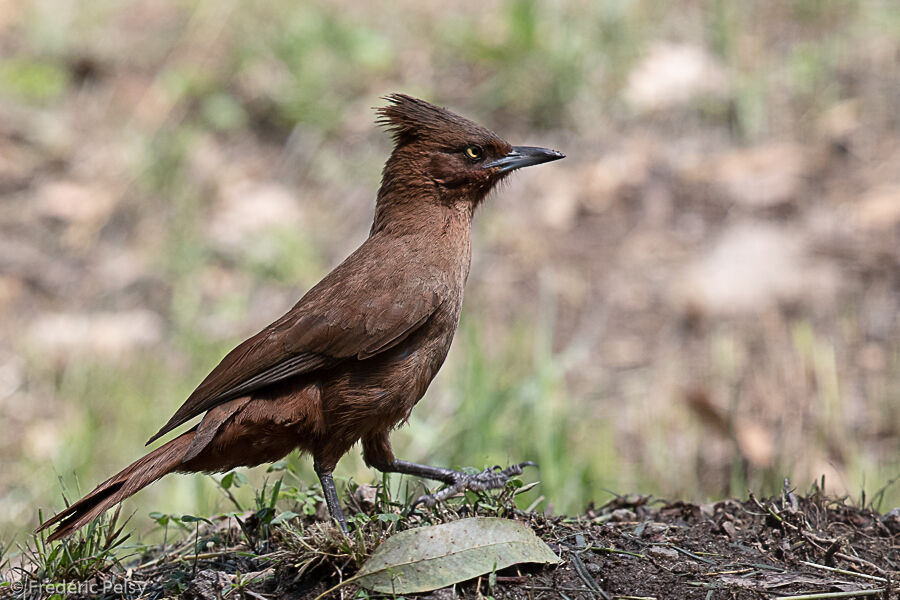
[411,461,536,509]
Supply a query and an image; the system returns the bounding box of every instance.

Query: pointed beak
[484,146,565,173]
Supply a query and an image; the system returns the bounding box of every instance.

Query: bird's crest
[376,93,499,147]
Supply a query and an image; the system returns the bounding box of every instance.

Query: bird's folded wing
[147,260,445,445]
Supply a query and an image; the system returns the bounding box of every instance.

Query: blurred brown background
[1,0,898,542]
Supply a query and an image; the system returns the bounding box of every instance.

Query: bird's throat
[371,188,474,237]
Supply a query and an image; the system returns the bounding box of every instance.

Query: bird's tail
[36,431,195,542]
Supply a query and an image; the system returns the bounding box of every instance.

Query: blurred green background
[1,0,899,543]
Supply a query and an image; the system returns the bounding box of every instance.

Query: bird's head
[375,94,564,219]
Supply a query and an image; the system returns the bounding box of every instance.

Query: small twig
[733,562,786,572]
[775,590,884,599]
[590,546,644,559]
[800,561,887,583]
[703,569,754,576]
[179,551,232,562]
[569,550,611,600]
[664,544,716,565]
[832,553,889,577]
[527,586,618,593]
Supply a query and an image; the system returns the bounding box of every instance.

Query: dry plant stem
[568,547,611,599]
[775,590,884,599]
[827,552,889,577]
[591,546,645,558]
[799,562,887,583]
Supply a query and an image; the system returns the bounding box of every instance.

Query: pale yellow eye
[465,145,483,161]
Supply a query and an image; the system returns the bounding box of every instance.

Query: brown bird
[37,94,564,541]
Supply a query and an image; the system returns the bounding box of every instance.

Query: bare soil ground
[6,488,897,600]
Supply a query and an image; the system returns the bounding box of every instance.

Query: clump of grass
[20,505,133,585]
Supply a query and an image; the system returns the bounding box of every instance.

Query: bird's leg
[387,460,537,508]
[314,462,348,534]
[362,432,536,509]
[377,459,465,484]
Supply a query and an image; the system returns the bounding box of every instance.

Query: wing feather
[147,237,446,444]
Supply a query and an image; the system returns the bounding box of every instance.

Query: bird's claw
[411,461,537,510]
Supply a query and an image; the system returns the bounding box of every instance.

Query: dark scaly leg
[314,461,348,534]
[401,461,536,508]
[362,431,535,508]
